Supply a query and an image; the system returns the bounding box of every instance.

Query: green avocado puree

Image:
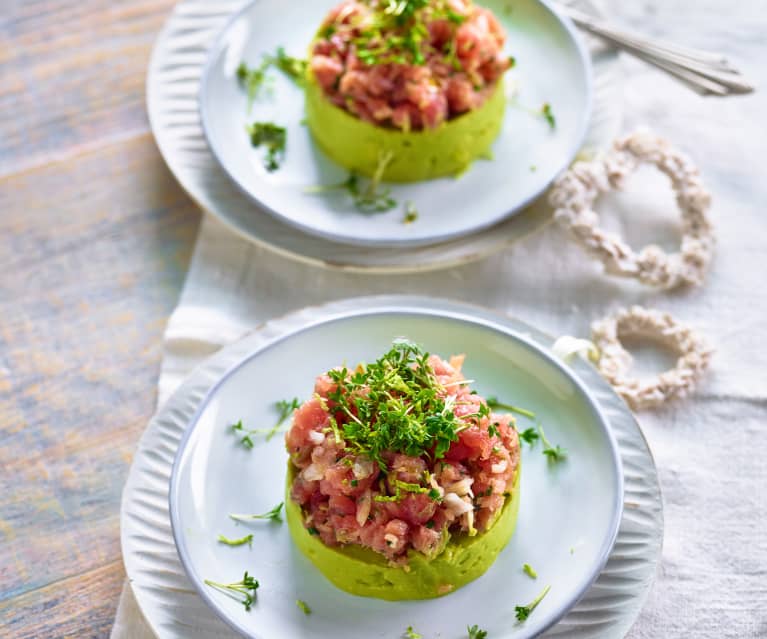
[304,72,507,183]
[286,464,520,600]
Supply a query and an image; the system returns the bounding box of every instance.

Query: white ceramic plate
[121,297,663,639]
[147,0,621,272]
[198,0,592,248]
[167,301,622,638]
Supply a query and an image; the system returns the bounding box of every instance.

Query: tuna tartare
[305,0,515,181]
[285,340,521,600]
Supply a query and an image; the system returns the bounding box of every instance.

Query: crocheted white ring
[590,306,713,410]
[550,130,714,289]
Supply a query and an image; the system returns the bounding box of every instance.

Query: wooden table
[0,1,199,636]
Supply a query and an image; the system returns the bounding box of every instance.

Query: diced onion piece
[356,490,372,526]
[352,457,375,479]
[444,477,474,497]
[303,463,325,481]
[491,460,508,474]
[552,336,600,362]
[443,492,472,515]
[308,430,325,445]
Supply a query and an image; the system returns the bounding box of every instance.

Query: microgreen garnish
[296,599,312,615]
[266,398,300,441]
[486,397,536,419]
[307,157,397,213]
[518,427,539,446]
[247,122,287,171]
[522,563,538,579]
[468,624,488,639]
[204,571,260,611]
[228,399,300,448]
[488,422,500,438]
[272,47,308,85]
[307,526,320,535]
[230,420,255,449]
[404,201,418,224]
[323,340,469,472]
[340,1,472,69]
[404,626,423,639]
[217,533,254,547]
[229,502,284,524]
[538,425,566,463]
[515,585,551,621]
[236,61,271,110]
[541,103,556,129]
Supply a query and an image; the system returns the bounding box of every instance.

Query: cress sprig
[320,0,468,68]
[204,571,260,611]
[323,340,494,471]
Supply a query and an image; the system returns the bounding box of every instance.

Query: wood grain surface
[0,1,200,636]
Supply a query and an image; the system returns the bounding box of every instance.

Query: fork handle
[561,5,755,95]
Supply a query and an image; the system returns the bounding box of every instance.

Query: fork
[556,3,755,96]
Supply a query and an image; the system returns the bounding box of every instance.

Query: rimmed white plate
[169,300,622,637]
[121,297,662,639]
[199,0,592,248]
[147,0,621,271]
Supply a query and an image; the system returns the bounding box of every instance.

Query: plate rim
[196,0,595,249]
[167,298,624,639]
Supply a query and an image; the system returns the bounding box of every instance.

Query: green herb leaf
[204,571,260,611]
[468,624,488,639]
[522,562,538,579]
[518,427,539,447]
[272,47,308,85]
[217,533,254,547]
[404,626,423,639]
[295,599,312,615]
[541,103,556,129]
[236,61,271,111]
[229,502,284,524]
[321,340,467,473]
[403,201,418,224]
[538,425,566,463]
[266,398,300,441]
[247,122,287,171]
[515,585,551,621]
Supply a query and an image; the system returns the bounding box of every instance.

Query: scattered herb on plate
[295,599,312,615]
[523,562,538,579]
[229,419,256,449]
[230,502,284,524]
[228,398,300,448]
[307,151,397,213]
[204,571,260,611]
[538,425,566,462]
[541,102,556,129]
[217,533,254,547]
[515,584,551,621]
[404,201,418,224]
[404,626,422,639]
[518,426,539,446]
[468,624,488,639]
[486,396,536,419]
[271,47,308,85]
[236,60,271,110]
[247,122,287,171]
[265,398,301,441]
